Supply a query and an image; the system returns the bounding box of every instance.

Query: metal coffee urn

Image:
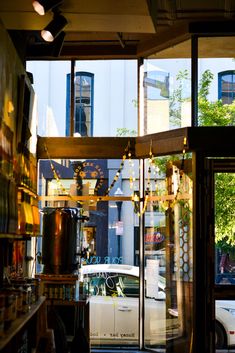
[41,207,81,274]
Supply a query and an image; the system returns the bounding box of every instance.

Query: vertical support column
[193,152,214,353]
[139,158,145,350]
[191,35,198,127]
[70,60,75,136]
[138,57,145,349]
[138,58,144,136]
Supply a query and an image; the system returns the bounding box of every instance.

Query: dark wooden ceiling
[1,0,235,61]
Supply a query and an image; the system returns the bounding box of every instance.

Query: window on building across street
[66,72,94,136]
[218,70,235,104]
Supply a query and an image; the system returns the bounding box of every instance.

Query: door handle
[118,306,132,312]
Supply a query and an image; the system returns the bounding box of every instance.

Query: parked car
[215,300,235,348]
[79,264,235,349]
[79,264,179,347]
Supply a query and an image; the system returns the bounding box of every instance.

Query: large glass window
[215,171,235,287]
[198,37,235,127]
[26,60,138,137]
[38,156,141,348]
[142,57,191,135]
[214,170,235,349]
[26,61,71,137]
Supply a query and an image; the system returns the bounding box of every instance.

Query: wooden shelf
[46,298,88,306]
[0,234,37,240]
[0,296,46,350]
[17,185,38,198]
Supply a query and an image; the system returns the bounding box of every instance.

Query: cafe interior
[1,1,235,353]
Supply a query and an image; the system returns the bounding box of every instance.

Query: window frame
[66,71,94,136]
[218,70,235,104]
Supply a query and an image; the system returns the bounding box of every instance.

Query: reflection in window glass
[144,154,193,352]
[143,59,191,135]
[37,150,194,351]
[38,157,140,348]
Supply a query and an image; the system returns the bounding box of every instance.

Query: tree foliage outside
[116,128,137,137]
[215,173,235,246]
[198,70,235,247]
[169,68,235,127]
[157,68,235,247]
[198,69,235,126]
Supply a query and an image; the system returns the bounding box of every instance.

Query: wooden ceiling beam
[37,127,235,162]
[26,44,138,60]
[58,45,137,60]
[136,22,190,58]
[135,129,188,158]
[37,136,136,160]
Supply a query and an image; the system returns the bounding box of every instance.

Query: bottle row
[18,190,40,236]
[0,121,13,178]
[16,148,37,194]
[0,175,40,236]
[0,123,37,196]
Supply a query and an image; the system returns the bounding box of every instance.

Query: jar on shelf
[4,292,15,330]
[0,294,5,337]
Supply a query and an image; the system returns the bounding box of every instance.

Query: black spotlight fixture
[41,14,68,42]
[32,0,63,16]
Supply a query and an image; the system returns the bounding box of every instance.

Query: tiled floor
[92,350,235,353]
[92,350,144,353]
[92,351,144,353]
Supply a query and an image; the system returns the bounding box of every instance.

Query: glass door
[143,153,193,353]
[207,158,235,352]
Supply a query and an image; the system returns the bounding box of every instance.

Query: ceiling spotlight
[41,14,68,42]
[32,0,63,16]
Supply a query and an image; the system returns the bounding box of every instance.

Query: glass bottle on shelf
[24,194,33,235]
[7,179,18,234]
[18,191,26,235]
[31,197,40,236]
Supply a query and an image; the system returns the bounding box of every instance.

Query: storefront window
[198,37,235,127]
[38,157,141,347]
[142,41,191,135]
[27,60,138,138]
[215,171,235,285]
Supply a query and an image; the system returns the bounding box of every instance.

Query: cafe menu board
[146,259,159,299]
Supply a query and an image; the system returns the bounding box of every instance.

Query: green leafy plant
[116,128,137,137]
[155,68,235,246]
